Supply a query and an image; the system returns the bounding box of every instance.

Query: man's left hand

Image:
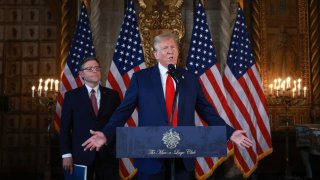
[82,130,107,151]
[230,130,253,149]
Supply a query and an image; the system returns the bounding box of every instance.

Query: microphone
[167,64,179,84]
[167,64,179,180]
[168,64,175,74]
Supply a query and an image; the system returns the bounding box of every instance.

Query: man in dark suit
[82,33,252,180]
[60,57,121,180]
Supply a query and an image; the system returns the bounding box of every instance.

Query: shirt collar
[158,63,168,77]
[158,63,177,76]
[85,84,99,93]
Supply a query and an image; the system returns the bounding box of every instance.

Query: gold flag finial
[83,0,90,7]
[239,0,243,9]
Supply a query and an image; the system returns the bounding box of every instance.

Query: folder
[64,164,87,180]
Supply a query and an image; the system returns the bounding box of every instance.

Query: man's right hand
[63,157,73,174]
[82,130,107,151]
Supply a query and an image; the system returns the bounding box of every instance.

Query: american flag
[222,5,272,177]
[186,2,233,179]
[54,3,95,133]
[106,0,145,178]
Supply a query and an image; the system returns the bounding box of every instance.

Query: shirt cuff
[62,153,72,158]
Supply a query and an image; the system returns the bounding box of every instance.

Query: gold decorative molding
[83,0,90,7]
[251,0,261,73]
[137,0,185,67]
[309,0,320,106]
[60,0,71,72]
[238,0,243,9]
[138,0,183,12]
[309,0,320,122]
[298,0,310,99]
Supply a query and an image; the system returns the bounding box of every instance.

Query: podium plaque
[116,126,227,158]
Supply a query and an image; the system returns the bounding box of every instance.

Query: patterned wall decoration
[0,0,59,173]
[253,0,320,131]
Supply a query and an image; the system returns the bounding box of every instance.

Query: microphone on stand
[168,64,179,85]
[167,64,180,126]
[167,64,179,180]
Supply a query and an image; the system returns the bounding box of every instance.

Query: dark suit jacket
[60,85,120,165]
[102,65,234,174]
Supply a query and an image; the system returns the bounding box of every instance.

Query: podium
[116,126,227,158]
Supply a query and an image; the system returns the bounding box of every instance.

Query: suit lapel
[98,86,107,118]
[150,66,167,121]
[80,85,97,118]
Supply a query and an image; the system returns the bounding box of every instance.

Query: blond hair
[153,32,179,51]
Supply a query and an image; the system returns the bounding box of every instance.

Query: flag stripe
[122,73,131,89]
[61,73,72,91]
[119,160,129,178]
[195,160,205,176]
[239,74,269,153]
[238,77,264,154]
[200,66,229,118]
[55,3,96,133]
[106,0,144,178]
[224,66,271,160]
[223,72,260,159]
[107,62,127,97]
[244,68,272,151]
[222,5,272,177]
[247,67,272,148]
[202,66,261,176]
[186,2,234,177]
[107,71,124,100]
[234,147,250,172]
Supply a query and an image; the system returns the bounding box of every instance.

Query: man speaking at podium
[82,32,252,180]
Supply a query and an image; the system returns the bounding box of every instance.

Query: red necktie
[165,75,178,126]
[90,89,98,116]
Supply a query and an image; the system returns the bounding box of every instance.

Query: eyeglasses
[81,66,101,72]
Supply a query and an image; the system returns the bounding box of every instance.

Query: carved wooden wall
[0,0,61,173]
[252,0,320,131]
[137,0,185,66]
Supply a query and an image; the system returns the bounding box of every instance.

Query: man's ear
[79,71,84,80]
[153,51,158,59]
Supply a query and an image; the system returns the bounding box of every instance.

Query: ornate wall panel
[0,0,60,173]
[137,0,185,67]
[255,0,316,131]
[309,0,320,123]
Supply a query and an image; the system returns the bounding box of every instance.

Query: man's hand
[230,130,253,149]
[63,157,73,174]
[82,130,107,151]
